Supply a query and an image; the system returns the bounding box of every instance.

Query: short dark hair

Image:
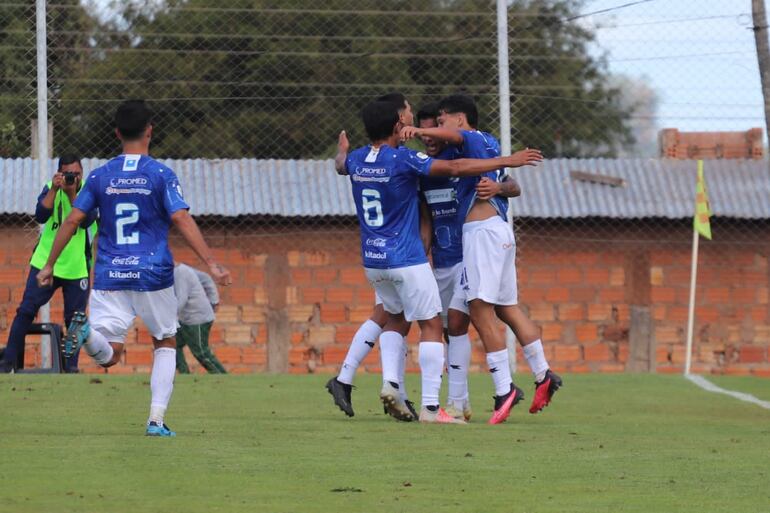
[57,153,81,170]
[438,94,478,127]
[416,102,440,125]
[115,100,153,140]
[377,92,408,111]
[362,101,400,142]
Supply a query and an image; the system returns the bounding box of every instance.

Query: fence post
[35,0,51,368]
[497,0,517,373]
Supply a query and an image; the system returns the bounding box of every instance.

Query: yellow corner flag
[694,160,712,240]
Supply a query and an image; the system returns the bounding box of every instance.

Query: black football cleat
[326,377,354,417]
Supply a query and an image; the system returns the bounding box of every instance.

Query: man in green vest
[0,154,97,373]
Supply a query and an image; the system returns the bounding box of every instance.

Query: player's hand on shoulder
[209,263,232,286]
[476,177,501,200]
[36,265,54,288]
[508,148,543,167]
[399,126,420,142]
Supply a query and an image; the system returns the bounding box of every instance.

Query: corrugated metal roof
[1,157,768,219]
[508,158,770,219]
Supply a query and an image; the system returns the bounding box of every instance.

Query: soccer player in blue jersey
[343,100,541,423]
[415,103,521,422]
[326,93,416,419]
[37,100,231,437]
[401,94,562,424]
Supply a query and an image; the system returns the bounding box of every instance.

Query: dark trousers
[2,267,89,371]
[176,322,227,374]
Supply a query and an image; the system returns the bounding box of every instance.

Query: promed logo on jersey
[122,154,141,171]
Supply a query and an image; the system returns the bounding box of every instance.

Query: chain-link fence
[1,0,768,375]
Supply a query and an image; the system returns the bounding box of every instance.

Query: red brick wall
[2,218,768,376]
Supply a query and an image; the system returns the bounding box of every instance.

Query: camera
[63,172,78,185]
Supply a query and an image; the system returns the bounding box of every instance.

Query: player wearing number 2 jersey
[344,100,542,423]
[37,100,231,437]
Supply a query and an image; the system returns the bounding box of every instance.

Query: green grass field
[1,373,768,513]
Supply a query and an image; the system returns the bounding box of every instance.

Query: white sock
[418,342,444,408]
[379,331,403,386]
[486,349,513,396]
[522,339,549,382]
[338,319,382,385]
[85,329,114,366]
[149,347,176,425]
[397,337,408,401]
[447,334,471,408]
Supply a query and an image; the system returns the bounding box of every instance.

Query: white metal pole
[36,0,52,368]
[684,228,700,375]
[497,0,517,373]
[497,0,512,156]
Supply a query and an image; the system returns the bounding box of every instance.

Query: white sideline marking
[685,374,770,410]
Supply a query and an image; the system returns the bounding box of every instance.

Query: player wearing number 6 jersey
[36,100,231,437]
[344,100,542,423]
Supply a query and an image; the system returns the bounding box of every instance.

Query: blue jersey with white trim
[346,144,433,269]
[455,130,509,222]
[74,154,189,291]
[419,146,463,269]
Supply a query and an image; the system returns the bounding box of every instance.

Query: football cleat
[419,406,467,424]
[325,377,354,417]
[529,370,563,414]
[444,400,473,422]
[63,311,90,359]
[145,421,176,437]
[488,383,524,425]
[380,381,414,422]
[404,399,419,420]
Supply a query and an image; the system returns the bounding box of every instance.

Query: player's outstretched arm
[428,148,543,177]
[335,130,350,175]
[36,208,87,287]
[400,126,463,145]
[171,209,232,286]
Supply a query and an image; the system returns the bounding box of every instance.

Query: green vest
[30,181,95,280]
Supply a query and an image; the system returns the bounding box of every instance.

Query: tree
[0,1,95,157]
[50,0,634,159]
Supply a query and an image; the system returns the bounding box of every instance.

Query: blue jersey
[347,144,433,269]
[455,130,508,222]
[419,146,463,269]
[74,154,189,291]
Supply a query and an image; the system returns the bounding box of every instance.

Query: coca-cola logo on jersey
[111,256,140,266]
[365,237,387,248]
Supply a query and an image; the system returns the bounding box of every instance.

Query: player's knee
[447,310,469,336]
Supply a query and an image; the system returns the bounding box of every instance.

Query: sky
[582,0,765,140]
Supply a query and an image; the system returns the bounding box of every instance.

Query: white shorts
[433,262,464,321]
[461,216,518,306]
[375,292,383,306]
[90,287,179,343]
[365,263,442,322]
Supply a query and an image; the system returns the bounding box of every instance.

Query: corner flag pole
[685,160,712,375]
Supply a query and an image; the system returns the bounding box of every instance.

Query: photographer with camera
[0,154,97,373]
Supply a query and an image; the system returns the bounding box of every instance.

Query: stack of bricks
[659,128,763,160]
[1,221,767,376]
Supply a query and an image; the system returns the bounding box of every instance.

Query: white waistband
[462,215,507,233]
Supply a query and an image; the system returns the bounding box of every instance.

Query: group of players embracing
[327,93,562,425]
